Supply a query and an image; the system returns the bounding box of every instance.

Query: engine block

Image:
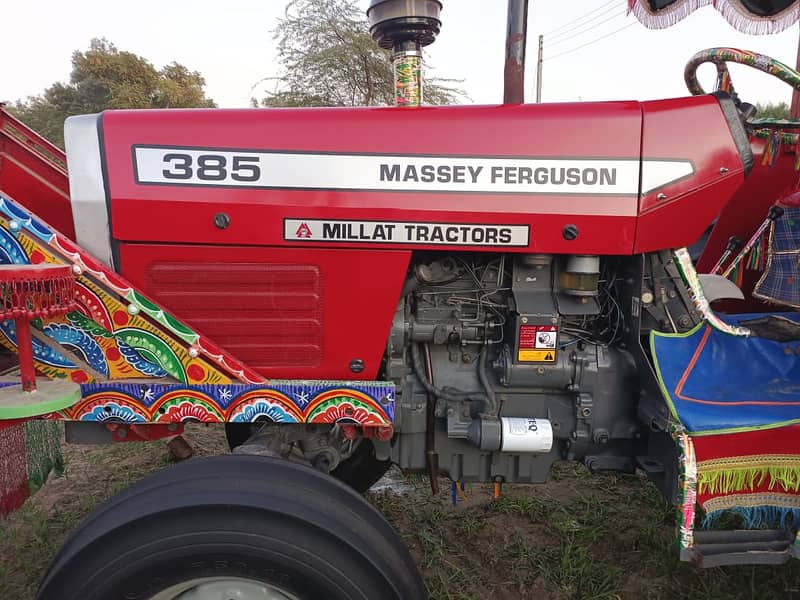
[387,253,642,483]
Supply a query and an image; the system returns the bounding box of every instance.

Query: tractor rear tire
[36,455,426,600]
[225,423,391,493]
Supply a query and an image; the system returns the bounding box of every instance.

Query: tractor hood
[65,95,750,265]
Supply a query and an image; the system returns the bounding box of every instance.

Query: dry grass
[2,425,800,599]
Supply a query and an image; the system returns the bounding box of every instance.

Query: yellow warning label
[518,350,556,362]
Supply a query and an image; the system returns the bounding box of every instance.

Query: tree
[256,0,465,107]
[755,101,791,120]
[10,39,215,147]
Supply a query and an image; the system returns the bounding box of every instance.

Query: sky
[2,1,800,109]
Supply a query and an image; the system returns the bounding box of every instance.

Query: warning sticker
[535,325,557,349]
[519,325,537,349]
[518,350,556,362]
[518,323,557,361]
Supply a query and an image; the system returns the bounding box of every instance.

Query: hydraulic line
[421,343,440,495]
[478,348,497,414]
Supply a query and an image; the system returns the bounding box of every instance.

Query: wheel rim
[150,576,301,600]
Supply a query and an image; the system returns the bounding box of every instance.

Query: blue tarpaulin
[651,313,800,434]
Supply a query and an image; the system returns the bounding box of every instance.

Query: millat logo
[295,222,313,238]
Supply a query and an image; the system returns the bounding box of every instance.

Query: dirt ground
[1,424,799,600]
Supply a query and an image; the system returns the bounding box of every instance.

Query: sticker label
[284,219,529,246]
[133,145,694,196]
[535,325,557,349]
[518,323,558,362]
[518,350,556,362]
[518,325,537,349]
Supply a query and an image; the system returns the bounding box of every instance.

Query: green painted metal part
[0,379,81,420]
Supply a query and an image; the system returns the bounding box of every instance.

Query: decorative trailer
[3,0,800,598]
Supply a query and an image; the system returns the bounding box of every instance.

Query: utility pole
[503,0,529,104]
[535,34,543,103]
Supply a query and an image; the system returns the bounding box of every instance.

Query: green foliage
[257,0,466,107]
[10,38,215,147]
[755,101,791,120]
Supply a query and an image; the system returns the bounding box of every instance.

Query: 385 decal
[133,145,694,196]
[161,153,261,182]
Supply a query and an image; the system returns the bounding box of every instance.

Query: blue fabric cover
[755,253,800,307]
[754,206,800,307]
[651,313,800,434]
[769,206,800,252]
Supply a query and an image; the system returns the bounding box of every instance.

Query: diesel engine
[386,253,644,484]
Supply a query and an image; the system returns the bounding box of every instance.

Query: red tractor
[3,1,800,598]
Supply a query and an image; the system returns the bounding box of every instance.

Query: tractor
[2,1,800,598]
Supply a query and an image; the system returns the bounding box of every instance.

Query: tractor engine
[387,253,641,483]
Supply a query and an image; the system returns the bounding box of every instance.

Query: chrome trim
[64,114,114,267]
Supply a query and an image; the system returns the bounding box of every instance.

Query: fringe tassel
[628,0,706,29]
[0,421,29,518]
[762,129,781,168]
[702,505,800,529]
[699,465,800,495]
[629,0,800,34]
[24,420,63,492]
[795,142,800,172]
[716,66,732,94]
[746,233,766,271]
[727,261,743,286]
[716,0,800,35]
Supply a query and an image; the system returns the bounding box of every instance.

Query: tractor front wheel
[36,455,426,600]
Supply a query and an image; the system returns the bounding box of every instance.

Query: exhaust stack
[367,0,442,106]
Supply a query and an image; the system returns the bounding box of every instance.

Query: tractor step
[681,529,798,567]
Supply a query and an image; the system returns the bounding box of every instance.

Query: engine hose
[401,277,418,297]
[478,348,497,414]
[410,343,492,410]
[421,343,440,495]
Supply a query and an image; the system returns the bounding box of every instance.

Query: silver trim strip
[64,114,114,267]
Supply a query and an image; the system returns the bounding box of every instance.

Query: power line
[543,0,618,36]
[545,22,638,61]
[543,0,617,36]
[548,3,624,41]
[549,9,628,46]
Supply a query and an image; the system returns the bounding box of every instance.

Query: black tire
[36,455,426,600]
[225,423,391,493]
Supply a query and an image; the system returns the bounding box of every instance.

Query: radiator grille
[144,262,322,368]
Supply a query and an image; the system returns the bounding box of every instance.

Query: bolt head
[562,224,579,240]
[213,213,231,229]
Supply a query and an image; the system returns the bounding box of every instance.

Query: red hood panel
[99,97,744,255]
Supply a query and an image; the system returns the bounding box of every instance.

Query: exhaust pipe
[367,0,442,107]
